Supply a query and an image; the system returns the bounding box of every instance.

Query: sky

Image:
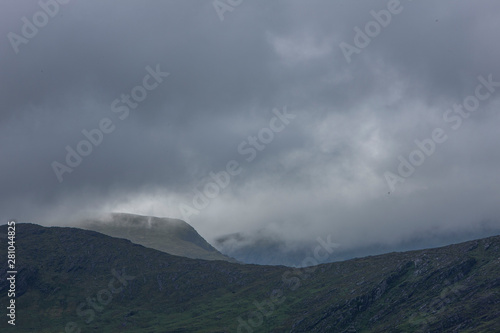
[2,0,500,258]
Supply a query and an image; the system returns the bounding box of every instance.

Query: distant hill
[77,212,237,262]
[1,223,500,332]
[216,228,500,266]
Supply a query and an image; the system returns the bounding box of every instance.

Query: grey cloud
[2,0,500,261]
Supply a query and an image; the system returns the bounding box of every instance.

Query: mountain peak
[77,212,237,262]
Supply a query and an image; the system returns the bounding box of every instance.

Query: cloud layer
[2,0,500,257]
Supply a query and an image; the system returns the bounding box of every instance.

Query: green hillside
[77,213,237,263]
[1,223,499,332]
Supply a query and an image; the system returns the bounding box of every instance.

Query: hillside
[1,223,499,332]
[77,212,237,262]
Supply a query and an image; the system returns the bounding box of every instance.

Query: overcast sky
[2,0,500,254]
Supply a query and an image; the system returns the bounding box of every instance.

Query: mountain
[77,212,237,263]
[215,231,317,266]
[216,227,500,267]
[1,223,500,332]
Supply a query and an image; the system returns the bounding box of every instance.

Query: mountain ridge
[76,212,238,263]
[1,223,499,332]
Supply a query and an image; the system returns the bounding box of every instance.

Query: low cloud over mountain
[2,0,500,257]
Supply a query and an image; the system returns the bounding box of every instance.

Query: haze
[2,0,500,259]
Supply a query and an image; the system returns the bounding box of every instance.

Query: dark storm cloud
[2,0,500,256]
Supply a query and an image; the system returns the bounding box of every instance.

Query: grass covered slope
[0,223,499,332]
[77,212,237,262]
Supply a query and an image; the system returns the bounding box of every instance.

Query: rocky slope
[0,223,499,332]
